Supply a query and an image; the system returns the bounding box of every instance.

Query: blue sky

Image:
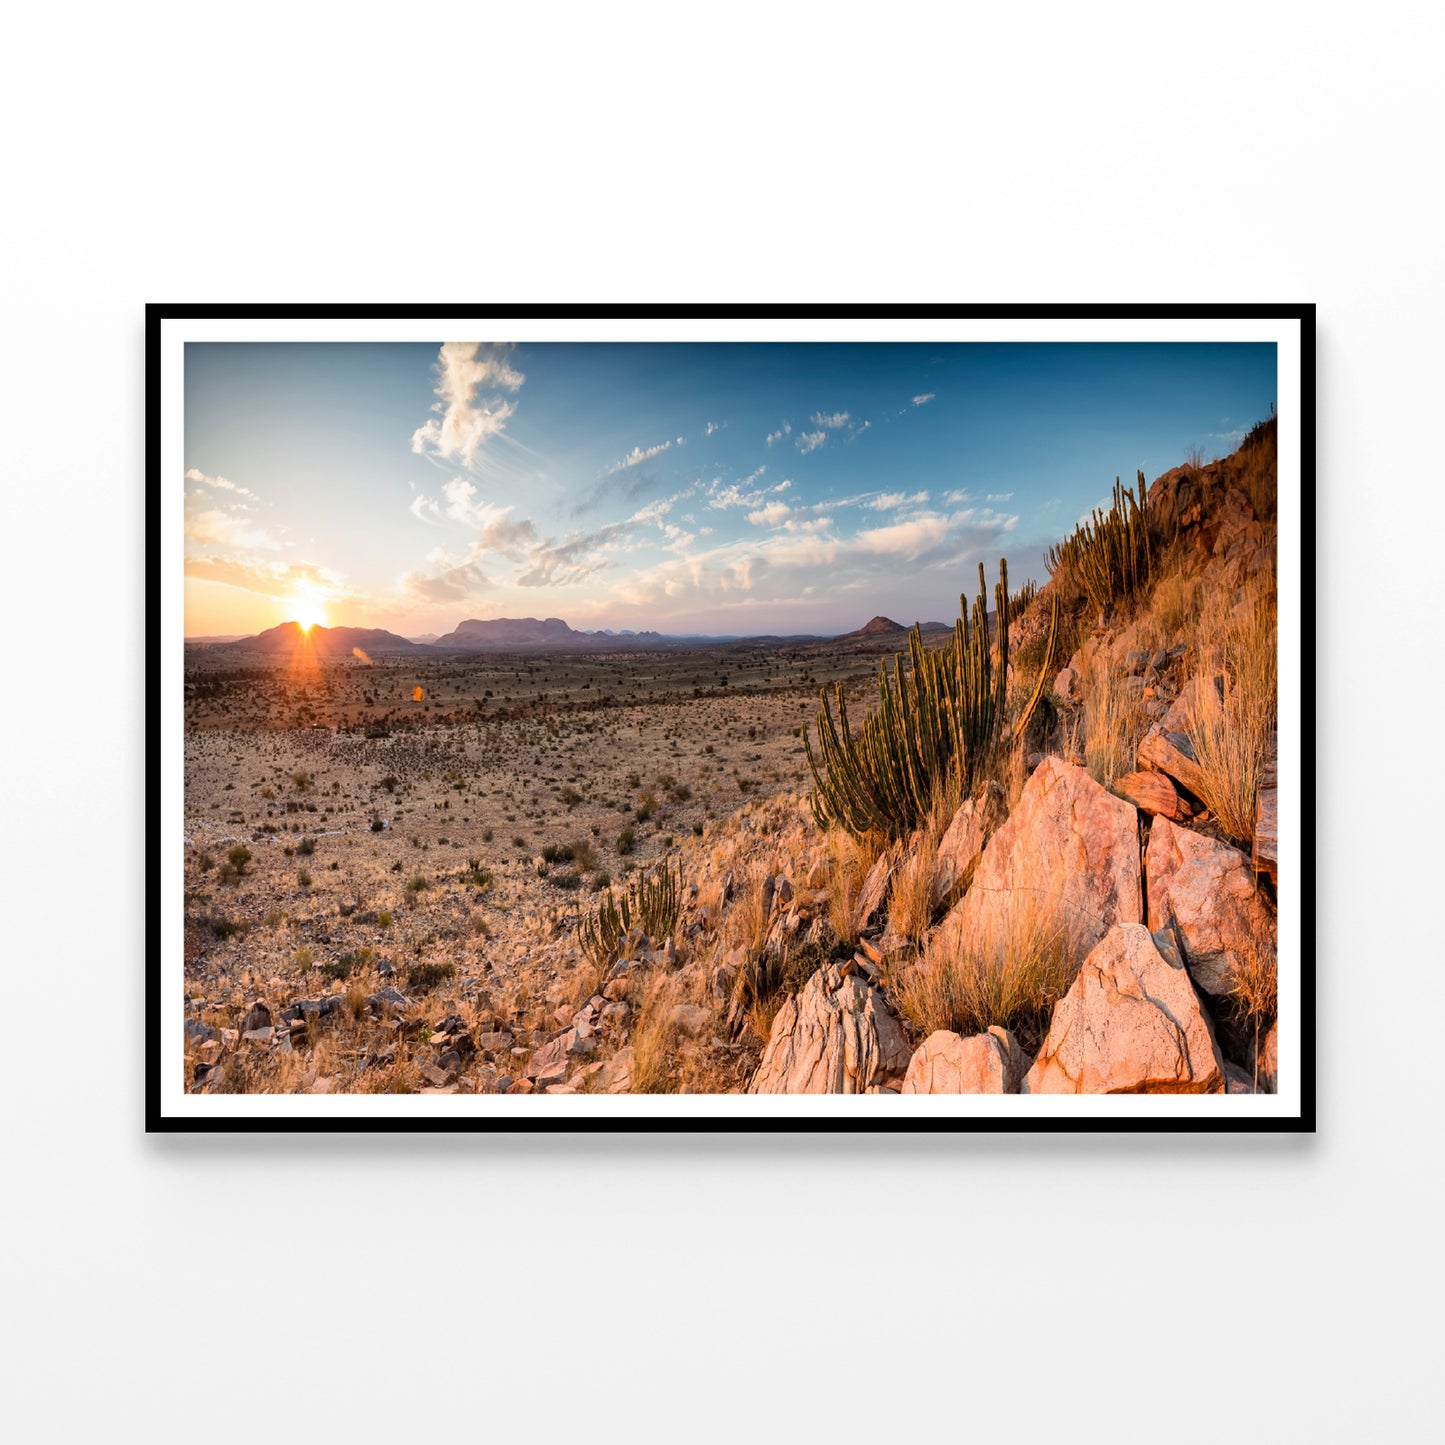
[183,340,1276,637]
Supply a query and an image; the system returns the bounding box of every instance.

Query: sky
[182,340,1276,638]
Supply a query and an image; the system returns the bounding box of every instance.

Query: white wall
[3,4,1438,1439]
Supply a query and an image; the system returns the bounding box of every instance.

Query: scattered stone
[184,1019,218,1046]
[901,1027,1025,1094]
[1136,729,1209,801]
[668,1003,712,1038]
[238,1002,272,1035]
[1022,923,1225,1093]
[1116,769,1198,822]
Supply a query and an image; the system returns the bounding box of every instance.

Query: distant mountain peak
[858,615,906,635]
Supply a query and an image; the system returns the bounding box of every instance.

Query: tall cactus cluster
[1044,472,1152,617]
[1006,578,1038,623]
[577,860,682,971]
[805,559,1059,840]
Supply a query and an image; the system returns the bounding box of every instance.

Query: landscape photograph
[166,320,1298,1117]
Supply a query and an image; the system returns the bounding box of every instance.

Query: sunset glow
[289,596,327,633]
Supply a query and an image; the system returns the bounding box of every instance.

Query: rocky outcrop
[901,1027,1024,1094]
[1145,817,1275,999]
[950,758,1142,955]
[749,961,912,1093]
[1022,923,1225,1094]
[932,781,1007,906]
[1116,769,1198,823]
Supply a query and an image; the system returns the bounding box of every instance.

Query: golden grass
[1185,579,1277,845]
[1150,567,1202,638]
[824,829,871,947]
[890,888,1079,1044]
[1080,650,1147,790]
[1231,935,1278,1039]
[887,832,938,944]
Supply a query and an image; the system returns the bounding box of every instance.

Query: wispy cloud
[797,430,826,454]
[186,467,255,499]
[704,420,723,437]
[811,410,850,429]
[765,423,791,447]
[912,392,935,407]
[410,342,524,469]
[607,439,673,474]
[866,490,930,511]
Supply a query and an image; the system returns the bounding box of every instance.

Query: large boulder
[950,757,1142,955]
[1145,817,1275,999]
[901,1027,1024,1094]
[748,961,912,1094]
[1023,923,1225,1094]
[932,781,1008,906]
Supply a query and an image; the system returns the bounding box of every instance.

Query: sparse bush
[295,945,313,969]
[226,845,252,876]
[196,850,215,872]
[406,874,428,895]
[408,962,454,991]
[297,869,312,888]
[617,826,636,856]
[298,836,316,857]
[377,910,393,929]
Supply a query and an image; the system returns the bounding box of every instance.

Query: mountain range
[197,614,962,654]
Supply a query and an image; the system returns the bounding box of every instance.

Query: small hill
[222,622,426,655]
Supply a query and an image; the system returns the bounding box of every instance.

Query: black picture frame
[149,303,1315,1133]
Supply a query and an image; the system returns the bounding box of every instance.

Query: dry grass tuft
[887,832,938,944]
[1081,650,1148,790]
[1230,934,1278,1046]
[1185,580,1277,845]
[890,889,1080,1046]
[824,829,873,947]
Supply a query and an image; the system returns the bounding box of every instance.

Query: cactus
[805,559,1059,840]
[576,860,682,972]
[1044,474,1152,617]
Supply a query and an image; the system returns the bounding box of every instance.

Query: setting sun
[290,596,327,632]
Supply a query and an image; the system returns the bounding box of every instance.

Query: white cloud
[944,488,972,504]
[985,491,1013,502]
[704,420,722,437]
[765,423,791,447]
[866,489,930,511]
[912,392,936,406]
[811,411,850,429]
[409,342,523,469]
[185,467,255,499]
[184,503,279,551]
[797,431,826,454]
[607,439,673,474]
[746,500,794,527]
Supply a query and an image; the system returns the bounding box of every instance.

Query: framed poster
[150,305,1313,1131]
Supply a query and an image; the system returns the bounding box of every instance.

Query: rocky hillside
[185,419,1280,1098]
